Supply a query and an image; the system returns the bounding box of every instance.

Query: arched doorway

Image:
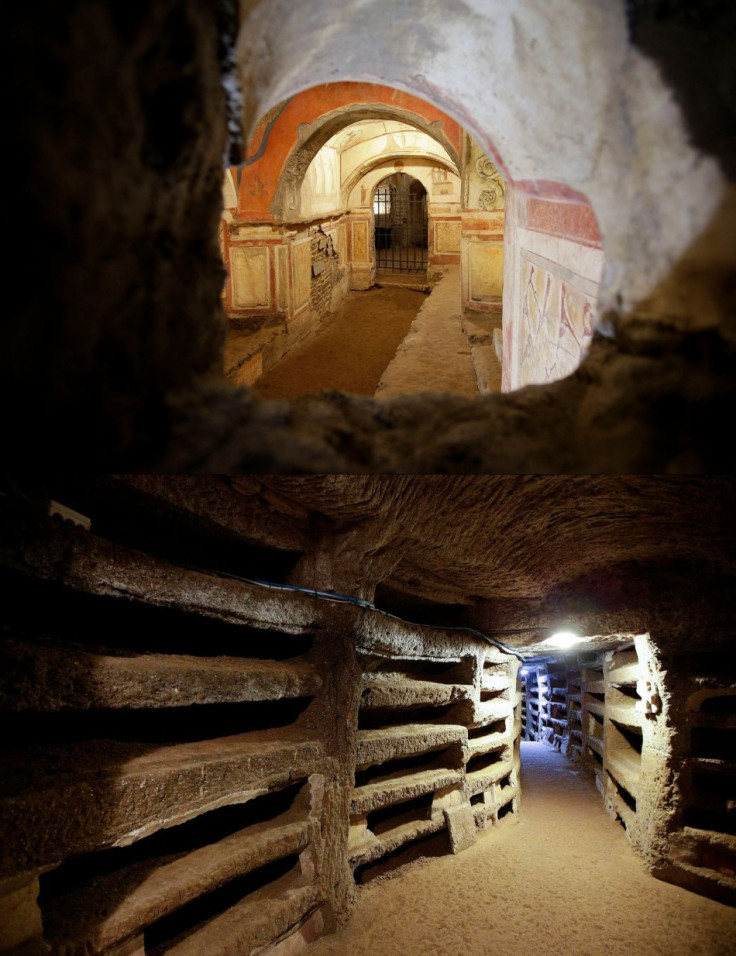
[373,172,428,274]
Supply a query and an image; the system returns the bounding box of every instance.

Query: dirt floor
[252,284,427,399]
[308,743,736,956]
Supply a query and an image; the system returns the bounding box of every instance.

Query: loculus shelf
[43,809,312,955]
[0,728,329,877]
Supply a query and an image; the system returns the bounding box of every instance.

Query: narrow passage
[308,743,736,956]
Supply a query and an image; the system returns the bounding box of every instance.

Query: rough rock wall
[0,490,521,954]
[650,645,736,906]
[3,1,231,468]
[625,0,736,183]
[531,639,736,906]
[310,227,342,322]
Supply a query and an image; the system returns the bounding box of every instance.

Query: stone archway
[237,0,725,320]
[344,155,460,291]
[269,102,461,222]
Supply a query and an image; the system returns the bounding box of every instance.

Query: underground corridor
[309,742,733,956]
[1,476,734,955]
[222,93,507,401]
[248,284,432,401]
[246,275,489,402]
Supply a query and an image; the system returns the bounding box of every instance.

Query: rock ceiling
[29,475,736,658]
[236,476,736,656]
[242,476,734,587]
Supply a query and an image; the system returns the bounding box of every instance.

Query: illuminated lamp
[542,631,585,649]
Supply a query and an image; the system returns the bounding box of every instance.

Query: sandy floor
[374,266,479,400]
[252,284,426,399]
[251,268,491,400]
[308,743,736,956]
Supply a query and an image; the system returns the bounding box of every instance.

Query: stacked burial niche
[0,490,521,956]
[520,641,736,905]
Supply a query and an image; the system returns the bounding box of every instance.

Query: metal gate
[374,179,428,273]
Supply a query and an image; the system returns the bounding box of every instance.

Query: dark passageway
[308,742,736,956]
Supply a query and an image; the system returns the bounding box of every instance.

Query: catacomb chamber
[520,643,736,904]
[1,476,734,954]
[0,488,521,954]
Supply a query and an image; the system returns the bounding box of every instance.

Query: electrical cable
[27,493,540,662]
[184,564,528,662]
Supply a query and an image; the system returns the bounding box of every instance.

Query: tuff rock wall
[0,486,522,954]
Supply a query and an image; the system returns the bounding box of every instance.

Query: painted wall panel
[510,226,603,388]
[352,221,369,262]
[230,247,270,309]
[469,242,504,301]
[293,241,312,310]
[436,220,461,254]
[276,245,289,312]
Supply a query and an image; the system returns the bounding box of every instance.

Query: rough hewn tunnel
[1,476,734,954]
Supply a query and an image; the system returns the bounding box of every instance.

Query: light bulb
[542,630,585,648]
